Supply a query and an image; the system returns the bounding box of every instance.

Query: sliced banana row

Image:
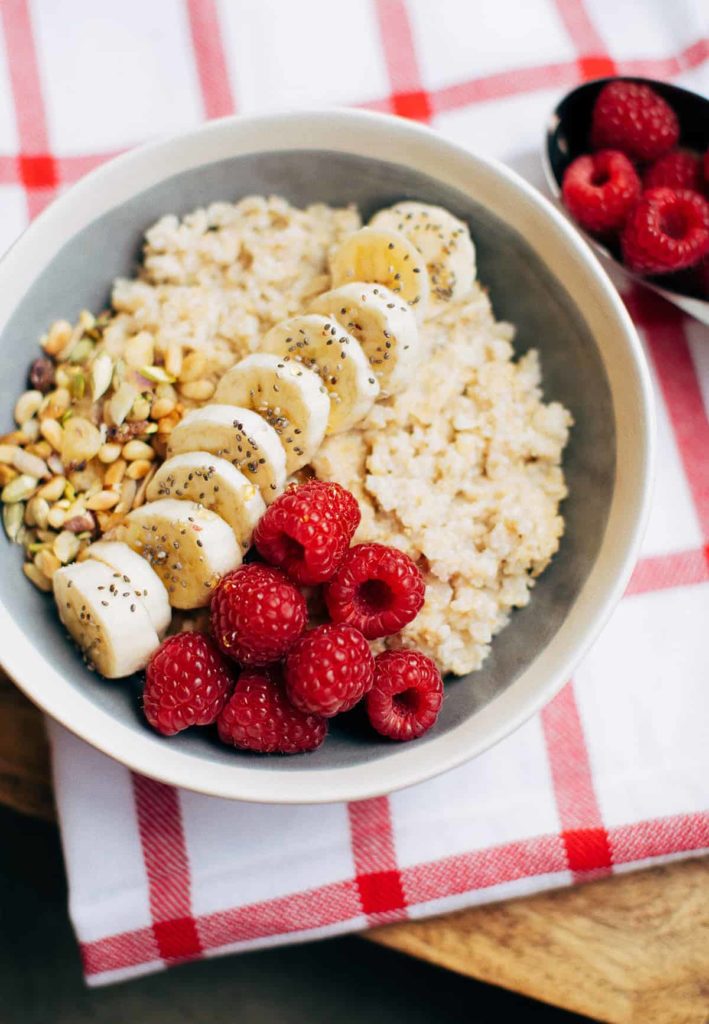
[53,542,169,678]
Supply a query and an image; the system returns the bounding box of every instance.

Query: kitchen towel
[0,0,705,986]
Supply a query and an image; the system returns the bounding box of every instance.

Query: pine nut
[86,489,121,511]
[98,442,122,464]
[122,440,154,462]
[42,320,72,357]
[20,419,40,442]
[0,465,18,486]
[13,449,49,479]
[40,419,63,451]
[0,445,20,464]
[178,351,207,383]
[34,548,61,579]
[40,387,71,421]
[179,380,215,401]
[23,561,52,592]
[165,343,183,380]
[150,397,177,420]
[25,496,50,530]
[37,476,67,502]
[125,459,152,480]
[47,506,67,530]
[26,441,52,459]
[104,459,127,488]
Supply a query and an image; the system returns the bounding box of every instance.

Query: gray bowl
[0,112,654,803]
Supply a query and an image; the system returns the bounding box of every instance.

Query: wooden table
[1,669,707,1023]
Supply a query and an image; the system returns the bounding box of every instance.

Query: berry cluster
[561,80,709,293]
[142,481,442,753]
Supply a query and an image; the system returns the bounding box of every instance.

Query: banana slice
[214,354,330,472]
[167,404,286,504]
[261,315,379,434]
[124,499,241,610]
[329,227,429,320]
[86,540,171,637]
[53,559,160,679]
[146,452,265,549]
[369,202,476,316]
[309,283,420,396]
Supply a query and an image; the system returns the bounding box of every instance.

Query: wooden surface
[1,670,707,1024]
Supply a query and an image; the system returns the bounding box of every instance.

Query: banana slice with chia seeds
[86,539,171,636]
[53,559,160,678]
[146,451,265,549]
[214,353,330,472]
[261,315,379,434]
[309,282,421,396]
[329,227,429,320]
[124,499,241,610]
[369,201,476,317]
[167,404,287,504]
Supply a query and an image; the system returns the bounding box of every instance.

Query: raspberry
[253,481,356,585]
[210,563,306,666]
[621,188,709,274]
[305,479,361,536]
[366,650,443,741]
[143,631,236,736]
[591,81,679,162]
[217,667,327,754]
[324,543,425,640]
[643,149,703,194]
[284,623,374,717]
[562,150,641,235]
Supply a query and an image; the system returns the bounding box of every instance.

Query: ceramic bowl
[0,110,654,803]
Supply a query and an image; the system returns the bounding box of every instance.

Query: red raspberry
[621,188,709,274]
[305,479,361,536]
[366,650,443,741]
[143,631,236,736]
[562,150,641,235]
[217,667,327,754]
[591,81,679,162]
[284,623,374,717]
[210,563,306,666]
[253,481,356,585]
[644,149,703,194]
[324,543,425,640]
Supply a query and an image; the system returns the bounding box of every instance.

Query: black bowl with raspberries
[141,481,443,756]
[546,77,709,303]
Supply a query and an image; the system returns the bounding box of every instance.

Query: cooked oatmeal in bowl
[1,192,571,712]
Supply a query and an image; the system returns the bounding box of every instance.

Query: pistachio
[13,448,49,479]
[89,351,114,401]
[38,475,67,502]
[69,370,86,401]
[1,474,38,503]
[122,440,154,462]
[14,390,44,425]
[40,419,63,451]
[23,561,52,592]
[67,336,95,365]
[139,365,174,386]
[42,320,73,357]
[98,442,122,464]
[86,489,121,511]
[53,530,81,564]
[35,549,62,579]
[178,350,207,383]
[2,502,24,543]
[60,417,102,465]
[179,379,215,401]
[106,382,138,427]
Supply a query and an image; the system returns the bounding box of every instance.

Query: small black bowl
[544,76,709,324]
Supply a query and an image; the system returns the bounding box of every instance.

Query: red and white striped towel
[0,0,706,987]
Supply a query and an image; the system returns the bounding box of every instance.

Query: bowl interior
[0,149,614,775]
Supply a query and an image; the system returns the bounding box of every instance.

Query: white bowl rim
[0,108,655,804]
